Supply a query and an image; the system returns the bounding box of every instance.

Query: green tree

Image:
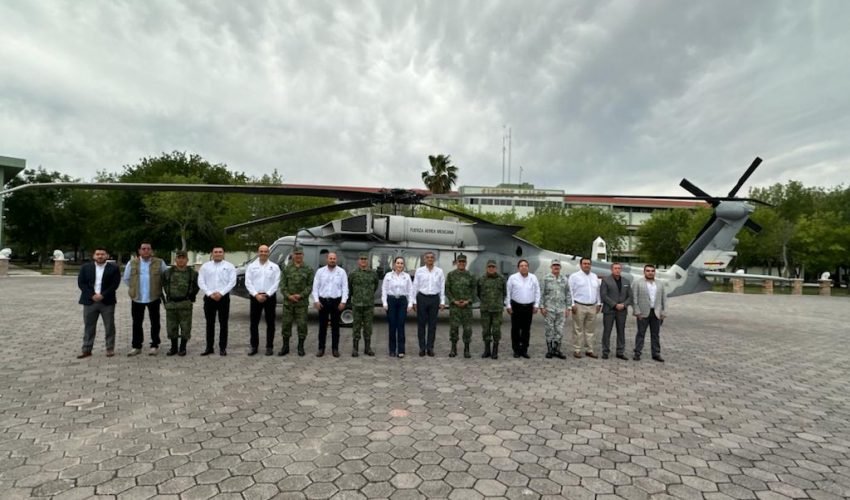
[635,208,697,265]
[521,206,628,257]
[3,168,83,264]
[143,174,218,251]
[421,154,458,194]
[792,211,850,278]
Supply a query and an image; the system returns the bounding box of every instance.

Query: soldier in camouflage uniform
[477,259,506,359]
[161,251,199,356]
[279,247,314,357]
[446,254,477,358]
[540,259,571,359]
[348,252,379,357]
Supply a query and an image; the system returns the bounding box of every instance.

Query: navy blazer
[78,262,121,305]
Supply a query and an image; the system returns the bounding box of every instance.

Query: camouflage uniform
[446,267,477,346]
[348,265,379,346]
[280,262,314,342]
[477,270,506,344]
[161,266,199,341]
[541,269,571,358]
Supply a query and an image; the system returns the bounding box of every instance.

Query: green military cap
[175,250,188,258]
[292,246,303,254]
[456,253,467,262]
[551,259,561,266]
[358,252,369,259]
[486,259,497,266]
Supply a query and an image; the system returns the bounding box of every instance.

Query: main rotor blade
[417,202,499,225]
[745,219,762,233]
[224,199,375,233]
[728,157,763,197]
[0,181,411,200]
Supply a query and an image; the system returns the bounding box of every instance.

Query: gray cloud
[1,0,847,198]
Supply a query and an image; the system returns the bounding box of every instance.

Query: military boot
[553,341,567,359]
[364,338,375,356]
[482,341,491,358]
[297,338,305,357]
[463,342,471,359]
[545,341,554,359]
[178,338,188,356]
[167,339,179,356]
[352,339,360,357]
[491,340,499,359]
[449,342,458,358]
[278,338,290,356]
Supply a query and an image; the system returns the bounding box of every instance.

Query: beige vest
[127,257,163,301]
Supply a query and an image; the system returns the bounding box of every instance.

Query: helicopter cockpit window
[372,252,394,276]
[269,245,288,267]
[515,246,523,257]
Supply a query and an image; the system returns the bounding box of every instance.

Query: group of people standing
[77,243,668,362]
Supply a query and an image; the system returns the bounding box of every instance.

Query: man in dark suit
[600,262,632,360]
[77,247,121,358]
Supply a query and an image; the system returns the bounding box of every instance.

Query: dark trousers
[249,294,277,349]
[510,301,533,355]
[602,309,628,356]
[131,299,161,349]
[416,293,439,351]
[634,309,662,357]
[203,294,230,351]
[318,297,342,351]
[387,296,408,355]
[82,302,116,352]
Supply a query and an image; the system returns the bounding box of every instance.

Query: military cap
[551,259,561,266]
[486,259,497,266]
[455,253,467,262]
[175,250,188,258]
[292,246,304,254]
[358,252,369,259]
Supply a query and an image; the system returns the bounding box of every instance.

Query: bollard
[53,260,65,276]
[791,279,803,295]
[0,258,8,277]
[819,280,832,296]
[731,278,744,293]
[762,280,774,295]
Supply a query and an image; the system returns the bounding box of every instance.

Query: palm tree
[421,154,458,194]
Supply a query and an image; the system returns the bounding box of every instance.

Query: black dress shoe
[201,350,214,356]
[332,350,340,358]
[632,354,641,361]
[601,353,609,359]
[616,354,628,360]
[513,352,520,358]
[652,356,665,363]
[219,350,227,356]
[266,348,274,356]
[427,349,434,357]
[316,349,325,357]
[520,352,530,359]
[76,351,92,359]
[248,349,258,356]
[419,350,426,357]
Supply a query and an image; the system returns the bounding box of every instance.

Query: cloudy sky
[2,0,848,197]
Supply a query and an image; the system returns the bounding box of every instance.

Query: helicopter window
[515,246,523,257]
[269,245,288,267]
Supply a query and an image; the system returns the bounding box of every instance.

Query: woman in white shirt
[382,257,414,358]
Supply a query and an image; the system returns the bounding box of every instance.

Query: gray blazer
[632,278,667,317]
[600,275,632,314]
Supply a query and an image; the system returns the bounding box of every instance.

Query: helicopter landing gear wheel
[340,308,354,327]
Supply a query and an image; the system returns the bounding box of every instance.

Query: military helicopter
[1,157,778,325]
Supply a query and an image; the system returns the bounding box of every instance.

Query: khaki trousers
[572,304,598,353]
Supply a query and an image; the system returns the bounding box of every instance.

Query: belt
[389,294,406,299]
[574,301,597,306]
[319,296,341,300]
[417,292,439,297]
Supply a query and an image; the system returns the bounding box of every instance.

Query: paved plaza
[0,276,848,500]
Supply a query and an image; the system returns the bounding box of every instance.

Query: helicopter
[1,157,781,325]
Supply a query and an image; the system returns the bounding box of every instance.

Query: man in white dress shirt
[412,251,445,357]
[245,244,281,356]
[568,257,602,359]
[505,259,541,358]
[197,246,237,356]
[311,252,348,357]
